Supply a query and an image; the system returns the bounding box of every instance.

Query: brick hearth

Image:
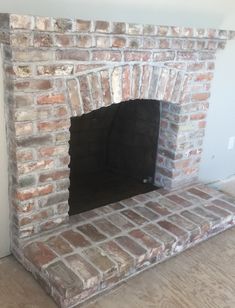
[1,12,235,308]
[14,184,235,307]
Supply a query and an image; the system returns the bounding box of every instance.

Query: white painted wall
[0,48,10,258]
[0,0,235,256]
[199,40,235,182]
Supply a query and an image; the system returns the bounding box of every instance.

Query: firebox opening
[68,99,160,216]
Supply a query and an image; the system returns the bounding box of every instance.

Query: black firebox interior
[69,99,160,216]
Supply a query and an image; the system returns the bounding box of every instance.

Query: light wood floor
[0,179,235,308]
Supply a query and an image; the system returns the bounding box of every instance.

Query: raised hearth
[16,184,235,307]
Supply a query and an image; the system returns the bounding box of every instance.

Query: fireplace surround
[1,13,235,307]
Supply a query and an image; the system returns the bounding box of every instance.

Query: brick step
[14,184,235,308]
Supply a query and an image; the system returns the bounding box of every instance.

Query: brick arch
[67,64,188,117]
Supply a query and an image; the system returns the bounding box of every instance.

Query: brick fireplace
[1,13,235,307]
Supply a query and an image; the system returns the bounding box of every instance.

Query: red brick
[153,51,175,61]
[95,21,110,33]
[58,155,69,167]
[16,184,53,201]
[16,149,33,162]
[144,224,176,250]
[80,209,99,219]
[35,16,52,31]
[77,35,92,48]
[196,184,221,196]
[143,24,156,35]
[45,261,83,297]
[132,64,141,98]
[128,38,142,49]
[96,36,110,48]
[192,93,210,102]
[37,119,70,132]
[145,201,171,216]
[39,217,66,232]
[124,51,151,62]
[100,241,134,274]
[140,65,152,98]
[112,37,126,48]
[77,224,107,242]
[34,33,53,47]
[206,204,232,219]
[122,65,131,101]
[176,51,197,61]
[192,207,221,225]
[39,170,69,182]
[134,206,159,221]
[198,121,207,128]
[24,241,56,269]
[121,209,147,225]
[55,34,75,47]
[109,202,125,211]
[76,19,91,32]
[112,22,126,34]
[133,194,150,203]
[107,213,135,230]
[37,64,73,76]
[56,49,89,61]
[168,214,200,241]
[167,194,192,207]
[37,93,65,105]
[187,187,212,200]
[14,200,35,213]
[88,73,102,109]
[181,210,210,235]
[82,247,117,279]
[75,64,104,73]
[194,72,213,82]
[66,254,100,288]
[212,199,235,213]
[121,198,138,207]
[115,236,147,265]
[93,218,121,236]
[18,159,54,174]
[39,145,68,158]
[92,50,121,61]
[157,197,183,211]
[157,26,169,36]
[159,39,171,49]
[187,62,205,72]
[10,14,33,29]
[158,221,189,242]
[100,70,111,106]
[46,236,73,255]
[190,113,207,120]
[61,230,91,248]
[128,23,143,35]
[15,122,33,136]
[171,26,181,36]
[14,80,52,91]
[129,229,163,259]
[54,106,68,118]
